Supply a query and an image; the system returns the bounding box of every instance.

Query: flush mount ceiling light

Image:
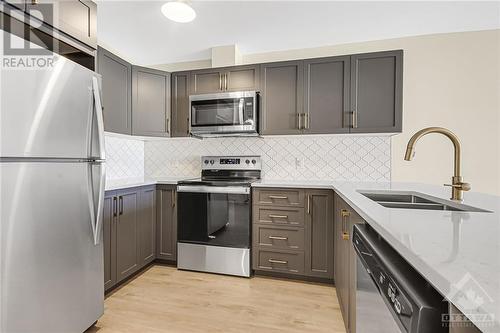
[161,1,196,23]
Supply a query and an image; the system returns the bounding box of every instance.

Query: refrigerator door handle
[92,76,106,161]
[87,164,97,245]
[93,163,106,245]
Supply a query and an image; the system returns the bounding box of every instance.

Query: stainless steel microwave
[189,91,258,137]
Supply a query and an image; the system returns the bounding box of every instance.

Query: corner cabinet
[156,185,177,261]
[132,66,171,137]
[334,193,365,333]
[350,50,403,133]
[252,187,334,280]
[97,47,133,135]
[259,61,304,135]
[171,71,191,137]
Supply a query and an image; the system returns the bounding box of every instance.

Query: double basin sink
[359,190,490,213]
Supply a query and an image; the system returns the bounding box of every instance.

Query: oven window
[177,192,250,248]
[191,98,244,126]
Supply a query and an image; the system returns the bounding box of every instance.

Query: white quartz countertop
[255,179,500,332]
[105,177,195,191]
[104,177,499,331]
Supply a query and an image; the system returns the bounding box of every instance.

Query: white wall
[153,30,500,195]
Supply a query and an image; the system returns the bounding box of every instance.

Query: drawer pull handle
[268,259,288,264]
[268,236,288,241]
[342,232,350,240]
[269,214,288,219]
[268,195,288,199]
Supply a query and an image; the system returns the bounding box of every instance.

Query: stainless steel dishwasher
[353,224,448,333]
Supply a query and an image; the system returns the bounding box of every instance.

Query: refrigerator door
[0,54,103,160]
[1,161,104,333]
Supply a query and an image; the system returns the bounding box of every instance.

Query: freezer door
[0,162,104,333]
[0,53,104,160]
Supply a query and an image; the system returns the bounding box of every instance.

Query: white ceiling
[97,1,500,66]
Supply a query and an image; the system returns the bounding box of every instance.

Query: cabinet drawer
[253,188,305,207]
[253,225,305,250]
[255,250,304,274]
[253,206,305,227]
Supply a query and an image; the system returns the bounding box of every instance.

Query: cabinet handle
[31,0,38,4]
[304,113,310,129]
[166,117,170,134]
[219,74,223,90]
[268,214,288,219]
[351,111,358,129]
[268,236,288,241]
[297,113,302,130]
[113,197,117,217]
[341,209,350,240]
[224,74,228,90]
[119,196,123,215]
[268,259,288,264]
[268,195,287,200]
[307,195,311,215]
[171,190,175,208]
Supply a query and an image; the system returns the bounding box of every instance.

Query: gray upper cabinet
[25,0,97,49]
[260,61,304,135]
[132,66,171,137]
[115,190,140,283]
[190,69,224,94]
[224,65,260,92]
[97,47,132,135]
[4,0,25,11]
[304,190,334,279]
[138,186,156,266]
[171,71,191,137]
[304,56,350,134]
[156,186,177,261]
[350,50,403,133]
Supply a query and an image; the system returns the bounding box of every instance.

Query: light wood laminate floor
[87,265,346,333]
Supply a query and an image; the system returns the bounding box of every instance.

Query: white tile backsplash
[105,134,144,180]
[144,135,391,181]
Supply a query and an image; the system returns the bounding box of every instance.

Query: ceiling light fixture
[161,1,196,23]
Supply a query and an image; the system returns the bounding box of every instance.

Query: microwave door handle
[238,98,244,125]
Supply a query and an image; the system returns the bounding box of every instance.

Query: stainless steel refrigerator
[1,44,106,332]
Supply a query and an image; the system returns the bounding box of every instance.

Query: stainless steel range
[176,155,261,277]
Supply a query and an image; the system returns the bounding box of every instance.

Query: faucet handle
[444,182,471,191]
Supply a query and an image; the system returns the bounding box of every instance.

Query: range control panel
[201,156,261,171]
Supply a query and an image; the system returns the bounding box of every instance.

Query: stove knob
[245,159,250,164]
[394,300,402,314]
[204,160,209,164]
[210,160,215,165]
[251,159,256,164]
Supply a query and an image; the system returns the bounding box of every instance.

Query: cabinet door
[171,72,191,137]
[260,61,304,135]
[304,56,350,134]
[225,65,260,92]
[190,69,223,94]
[116,191,139,283]
[103,195,116,291]
[156,188,177,261]
[350,50,403,133]
[4,0,26,11]
[334,194,350,331]
[305,190,334,278]
[97,47,132,135]
[138,187,156,267]
[26,0,97,49]
[132,66,171,137]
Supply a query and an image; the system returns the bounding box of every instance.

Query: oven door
[177,185,251,249]
[189,91,257,135]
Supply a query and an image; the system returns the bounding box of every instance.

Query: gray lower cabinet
[115,189,140,283]
[103,195,116,291]
[25,0,97,49]
[303,56,350,134]
[260,61,304,135]
[156,186,177,261]
[97,47,133,135]
[334,193,365,333]
[138,186,156,266]
[171,71,191,137]
[252,187,333,280]
[132,66,171,137]
[304,190,334,278]
[350,50,403,133]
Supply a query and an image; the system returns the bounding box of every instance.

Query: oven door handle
[177,185,250,195]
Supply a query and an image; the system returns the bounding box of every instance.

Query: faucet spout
[404,127,470,201]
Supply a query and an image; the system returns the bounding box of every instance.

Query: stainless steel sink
[358,190,490,213]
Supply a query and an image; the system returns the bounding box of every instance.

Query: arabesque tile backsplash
[105,134,391,182]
